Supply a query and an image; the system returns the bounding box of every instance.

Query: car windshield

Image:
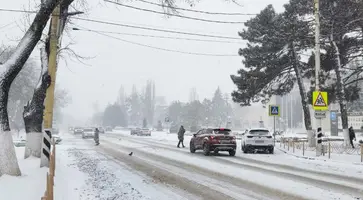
[249,130,269,135]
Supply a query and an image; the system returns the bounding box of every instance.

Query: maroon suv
[189,128,236,156]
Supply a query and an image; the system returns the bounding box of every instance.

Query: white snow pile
[0,147,47,199]
[66,148,150,200]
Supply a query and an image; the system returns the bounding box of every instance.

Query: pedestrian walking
[177,125,185,148]
[349,126,356,148]
[94,128,100,145]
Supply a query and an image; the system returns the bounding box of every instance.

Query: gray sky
[1,0,288,122]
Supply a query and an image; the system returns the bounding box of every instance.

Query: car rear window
[206,128,231,135]
[249,130,269,135]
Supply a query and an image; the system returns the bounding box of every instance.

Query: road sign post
[312,91,328,153]
[269,105,280,146]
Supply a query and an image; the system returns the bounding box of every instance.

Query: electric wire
[133,0,256,16]
[72,27,244,44]
[80,28,239,57]
[104,0,246,24]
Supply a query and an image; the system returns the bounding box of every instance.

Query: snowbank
[0,147,47,199]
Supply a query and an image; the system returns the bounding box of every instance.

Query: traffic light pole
[40,6,60,168]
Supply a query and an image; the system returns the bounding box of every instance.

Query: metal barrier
[280,137,363,162]
[41,141,56,200]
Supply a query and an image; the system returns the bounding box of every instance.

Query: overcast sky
[1,0,288,122]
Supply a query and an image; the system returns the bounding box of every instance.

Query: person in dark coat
[94,128,100,145]
[177,125,185,148]
[349,126,356,148]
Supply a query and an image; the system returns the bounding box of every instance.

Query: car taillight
[247,136,253,138]
[210,136,214,140]
[267,136,272,138]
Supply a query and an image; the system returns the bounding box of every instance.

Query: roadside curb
[277,147,363,166]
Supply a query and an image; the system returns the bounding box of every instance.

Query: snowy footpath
[0,133,195,200]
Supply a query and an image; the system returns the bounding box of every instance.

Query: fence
[41,141,56,200]
[280,137,363,162]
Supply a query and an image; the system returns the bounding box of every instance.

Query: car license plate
[220,140,229,144]
[255,140,264,143]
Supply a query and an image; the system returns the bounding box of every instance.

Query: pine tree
[231,4,314,144]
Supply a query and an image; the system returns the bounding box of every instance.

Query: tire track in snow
[94,141,264,200]
[104,134,363,199]
[97,139,308,200]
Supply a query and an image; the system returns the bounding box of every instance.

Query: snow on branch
[1,0,60,82]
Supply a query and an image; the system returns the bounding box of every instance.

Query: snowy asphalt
[61,132,363,200]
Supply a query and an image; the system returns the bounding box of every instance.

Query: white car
[52,134,62,144]
[82,128,95,139]
[137,128,151,136]
[241,128,274,154]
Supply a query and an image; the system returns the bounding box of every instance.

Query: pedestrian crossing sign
[268,105,280,116]
[313,91,328,111]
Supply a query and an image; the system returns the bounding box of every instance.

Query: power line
[72,27,243,44]
[0,8,243,39]
[104,0,246,24]
[74,17,241,40]
[0,8,36,14]
[81,29,238,57]
[0,8,243,40]
[134,0,256,16]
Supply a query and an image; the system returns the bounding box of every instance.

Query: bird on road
[129,152,133,156]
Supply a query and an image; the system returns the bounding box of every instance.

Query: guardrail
[280,137,363,162]
[41,141,56,200]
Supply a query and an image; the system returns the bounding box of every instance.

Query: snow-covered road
[82,131,363,200]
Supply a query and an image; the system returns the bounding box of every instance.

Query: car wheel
[229,150,236,156]
[243,144,248,153]
[203,143,210,156]
[270,147,274,154]
[190,142,196,153]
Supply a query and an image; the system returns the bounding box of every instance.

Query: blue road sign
[330,112,336,120]
[269,105,280,116]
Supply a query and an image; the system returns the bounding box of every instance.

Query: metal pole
[273,116,276,146]
[40,6,60,168]
[311,0,322,148]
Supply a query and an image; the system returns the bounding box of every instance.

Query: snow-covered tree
[0,0,62,177]
[23,0,75,159]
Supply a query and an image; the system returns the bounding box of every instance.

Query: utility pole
[40,5,60,168]
[311,0,321,147]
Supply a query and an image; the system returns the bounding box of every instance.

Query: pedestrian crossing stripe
[313,92,327,107]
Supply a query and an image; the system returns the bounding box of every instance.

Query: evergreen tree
[103,103,128,127]
[231,4,314,143]
[156,120,163,131]
[143,118,148,128]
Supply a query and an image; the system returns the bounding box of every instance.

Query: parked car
[169,124,179,133]
[241,128,274,154]
[52,134,62,144]
[73,127,83,135]
[68,127,74,132]
[52,128,59,134]
[137,128,151,136]
[82,128,95,139]
[189,128,236,156]
[13,139,26,147]
[98,127,105,134]
[130,128,141,135]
